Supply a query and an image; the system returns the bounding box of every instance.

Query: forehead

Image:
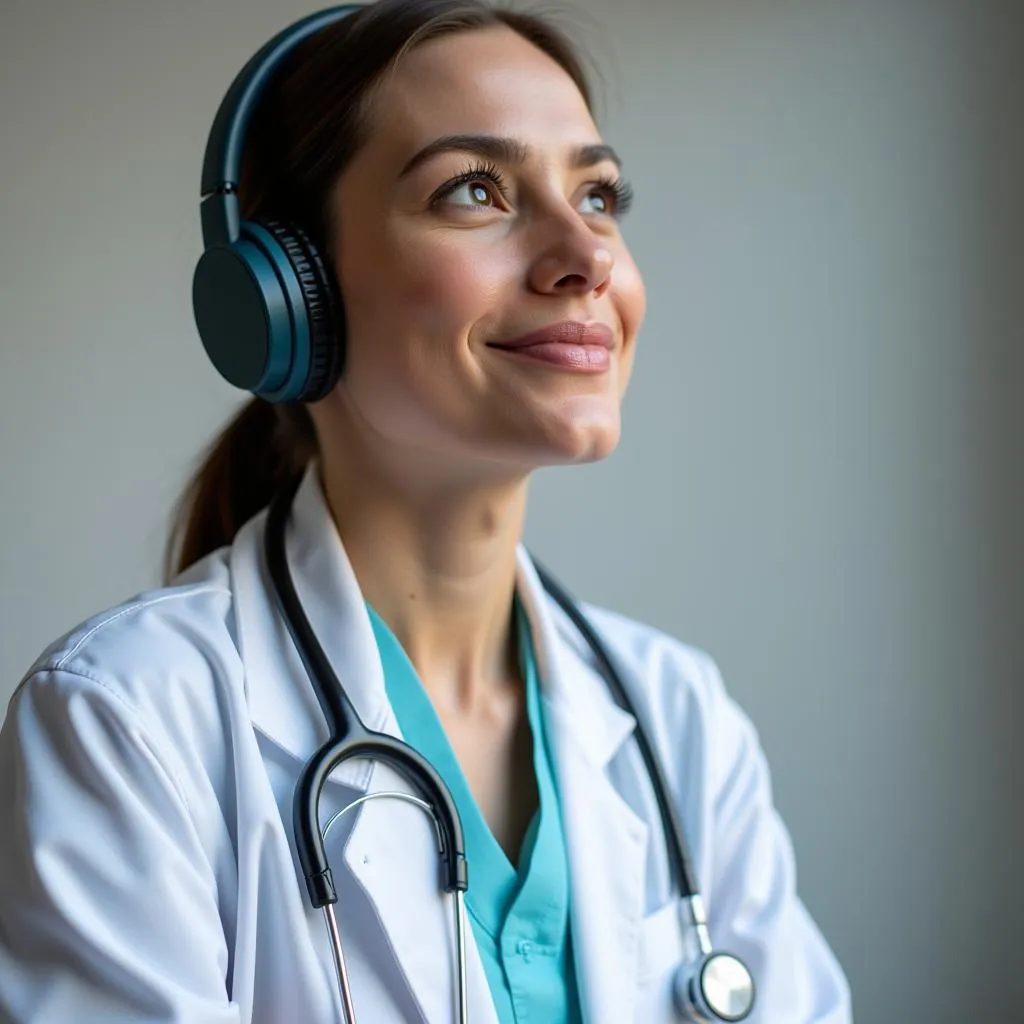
[364,25,599,156]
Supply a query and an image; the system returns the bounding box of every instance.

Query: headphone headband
[199,4,364,248]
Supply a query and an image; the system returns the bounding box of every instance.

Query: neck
[318,447,529,713]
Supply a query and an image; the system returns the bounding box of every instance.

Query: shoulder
[8,549,242,773]
[552,598,759,790]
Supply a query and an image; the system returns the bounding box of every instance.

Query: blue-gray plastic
[199,4,363,247]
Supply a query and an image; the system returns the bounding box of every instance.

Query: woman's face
[323,25,646,480]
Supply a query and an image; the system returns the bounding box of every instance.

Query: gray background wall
[1,1,1021,1020]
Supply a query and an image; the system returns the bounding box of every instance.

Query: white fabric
[0,467,851,1023]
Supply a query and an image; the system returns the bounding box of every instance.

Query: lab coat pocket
[635,899,685,1021]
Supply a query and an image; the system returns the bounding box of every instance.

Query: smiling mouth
[486,320,615,372]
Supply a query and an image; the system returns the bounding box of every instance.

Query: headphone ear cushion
[261,219,345,403]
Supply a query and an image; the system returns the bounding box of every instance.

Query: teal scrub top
[367,600,581,1024]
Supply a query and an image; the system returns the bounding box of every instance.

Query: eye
[447,180,498,208]
[578,176,635,219]
[431,161,508,210]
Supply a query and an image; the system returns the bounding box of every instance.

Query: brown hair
[165,0,596,581]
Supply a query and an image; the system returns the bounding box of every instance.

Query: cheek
[332,227,515,435]
[341,229,511,343]
[614,250,647,334]
[612,252,646,389]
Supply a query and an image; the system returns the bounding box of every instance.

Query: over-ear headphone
[192,5,364,403]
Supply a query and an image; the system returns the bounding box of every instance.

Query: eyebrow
[397,133,622,179]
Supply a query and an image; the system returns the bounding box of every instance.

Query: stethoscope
[263,474,755,1023]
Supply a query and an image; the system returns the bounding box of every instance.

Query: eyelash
[430,160,635,218]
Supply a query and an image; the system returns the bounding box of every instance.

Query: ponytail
[164,399,316,582]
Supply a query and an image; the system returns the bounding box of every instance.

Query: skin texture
[307,24,646,860]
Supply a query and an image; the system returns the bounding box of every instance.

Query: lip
[485,320,616,372]
[488,320,615,351]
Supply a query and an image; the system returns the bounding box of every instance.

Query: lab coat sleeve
[0,667,241,1024]
[700,654,853,1023]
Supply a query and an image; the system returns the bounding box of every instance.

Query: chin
[536,407,622,466]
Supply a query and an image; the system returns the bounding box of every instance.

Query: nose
[527,215,615,298]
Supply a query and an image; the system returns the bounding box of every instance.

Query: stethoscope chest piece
[674,951,755,1022]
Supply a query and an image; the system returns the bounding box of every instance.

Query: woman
[0,2,851,1022]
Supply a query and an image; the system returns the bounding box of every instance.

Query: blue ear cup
[193,217,344,403]
[193,6,363,402]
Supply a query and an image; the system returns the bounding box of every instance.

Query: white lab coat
[0,467,851,1023]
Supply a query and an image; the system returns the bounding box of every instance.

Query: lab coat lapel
[516,552,649,1024]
